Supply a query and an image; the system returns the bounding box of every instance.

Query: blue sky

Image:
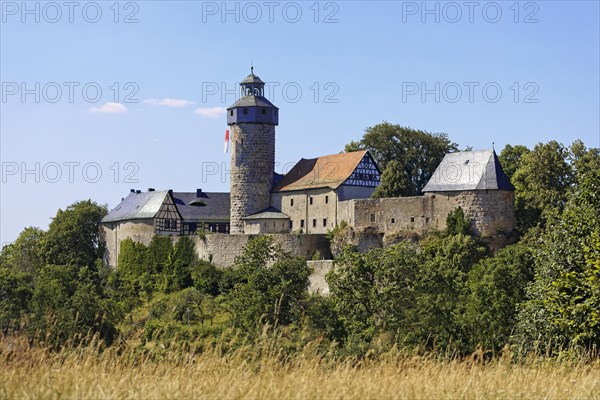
[1,0,599,244]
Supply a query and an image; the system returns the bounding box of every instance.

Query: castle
[100,69,516,268]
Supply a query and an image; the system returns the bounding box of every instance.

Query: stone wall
[230,123,275,234]
[244,218,290,234]
[342,190,515,237]
[100,219,155,267]
[189,233,332,268]
[307,260,334,295]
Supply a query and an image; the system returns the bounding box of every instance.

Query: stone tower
[227,68,279,234]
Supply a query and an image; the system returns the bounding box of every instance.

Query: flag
[224,129,230,153]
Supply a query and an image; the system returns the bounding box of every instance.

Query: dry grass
[1,335,599,400]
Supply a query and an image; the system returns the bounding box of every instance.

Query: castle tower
[227,68,279,234]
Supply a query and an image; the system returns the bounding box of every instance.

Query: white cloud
[194,106,227,118]
[89,102,128,114]
[144,98,195,107]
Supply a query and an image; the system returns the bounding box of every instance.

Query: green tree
[462,244,534,352]
[411,234,488,350]
[345,122,458,195]
[0,266,33,332]
[513,168,600,352]
[498,144,530,181]
[225,236,311,334]
[170,236,197,291]
[41,200,107,267]
[446,207,471,236]
[372,160,412,198]
[0,227,45,274]
[512,141,573,233]
[29,264,117,347]
[327,243,421,344]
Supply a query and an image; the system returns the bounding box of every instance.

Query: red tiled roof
[272,151,368,192]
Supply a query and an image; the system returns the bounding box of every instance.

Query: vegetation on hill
[1,137,599,365]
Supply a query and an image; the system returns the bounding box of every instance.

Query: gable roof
[102,191,169,222]
[272,150,371,192]
[102,191,231,223]
[244,207,290,220]
[172,192,230,221]
[422,150,515,192]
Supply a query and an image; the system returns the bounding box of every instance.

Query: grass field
[1,336,599,399]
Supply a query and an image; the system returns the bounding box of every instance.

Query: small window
[274,110,277,116]
[300,220,305,228]
[325,195,329,204]
[261,108,267,115]
[391,218,395,224]
[290,199,294,206]
[425,217,430,223]
[410,217,415,223]
[273,221,276,227]
[312,219,317,227]
[289,220,293,229]
[243,108,248,115]
[229,110,233,116]
[309,197,313,205]
[370,214,376,223]
[323,218,327,227]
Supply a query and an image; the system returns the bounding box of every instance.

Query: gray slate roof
[102,191,230,223]
[240,73,265,85]
[227,96,278,110]
[244,207,290,220]
[102,191,169,222]
[172,192,230,221]
[422,150,515,192]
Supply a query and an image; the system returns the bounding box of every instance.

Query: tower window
[230,110,233,116]
[261,108,266,115]
[323,218,327,227]
[243,108,248,115]
[312,219,317,227]
[325,195,329,204]
[391,218,395,224]
[290,199,294,206]
[309,197,313,205]
[410,217,415,223]
[300,220,305,228]
[426,217,430,223]
[370,214,376,223]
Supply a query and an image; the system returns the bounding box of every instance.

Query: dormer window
[230,110,233,116]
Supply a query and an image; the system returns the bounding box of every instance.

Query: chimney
[148,188,155,192]
[168,189,173,195]
[130,189,136,193]
[196,188,203,197]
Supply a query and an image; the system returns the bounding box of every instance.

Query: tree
[511,141,573,233]
[41,200,107,268]
[446,207,471,236]
[462,244,534,352]
[225,236,311,334]
[569,139,600,185]
[0,227,45,274]
[345,122,458,195]
[498,144,530,181]
[371,160,412,198]
[29,264,117,347]
[411,234,488,351]
[327,243,421,344]
[513,168,600,353]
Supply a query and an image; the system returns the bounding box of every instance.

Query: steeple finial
[251,60,254,75]
[492,142,495,151]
